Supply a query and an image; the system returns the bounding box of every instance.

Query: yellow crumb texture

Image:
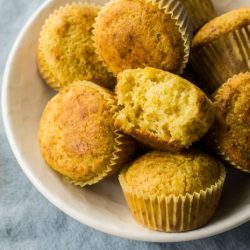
[37,3,114,90]
[122,150,223,196]
[39,81,125,184]
[211,72,250,172]
[192,8,250,48]
[115,67,215,151]
[94,0,184,75]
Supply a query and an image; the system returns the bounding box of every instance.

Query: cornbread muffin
[119,150,226,232]
[115,67,215,152]
[179,0,216,31]
[205,72,250,173]
[38,81,136,187]
[37,3,114,90]
[93,0,192,75]
[191,8,250,93]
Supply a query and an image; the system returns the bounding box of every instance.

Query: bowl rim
[2,0,250,243]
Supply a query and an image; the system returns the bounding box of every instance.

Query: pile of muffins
[37,0,250,232]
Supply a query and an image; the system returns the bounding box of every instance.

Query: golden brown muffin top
[211,72,250,172]
[192,8,250,48]
[120,150,223,196]
[37,3,114,90]
[115,67,215,151]
[94,0,185,75]
[38,81,117,183]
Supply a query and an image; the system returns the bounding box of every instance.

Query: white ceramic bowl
[2,0,250,242]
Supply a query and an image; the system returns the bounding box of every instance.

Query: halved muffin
[39,81,136,187]
[37,3,114,90]
[115,67,215,152]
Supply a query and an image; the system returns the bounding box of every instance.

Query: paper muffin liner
[179,0,216,31]
[37,17,59,90]
[190,24,250,93]
[37,2,113,91]
[119,167,226,232]
[64,82,137,187]
[93,0,193,75]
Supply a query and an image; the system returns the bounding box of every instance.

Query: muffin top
[37,3,114,90]
[39,81,117,183]
[94,0,187,75]
[115,67,215,151]
[120,150,223,196]
[192,8,250,48]
[211,72,250,172]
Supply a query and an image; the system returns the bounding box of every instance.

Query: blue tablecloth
[0,1,250,249]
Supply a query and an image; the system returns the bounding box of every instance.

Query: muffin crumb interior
[116,68,207,146]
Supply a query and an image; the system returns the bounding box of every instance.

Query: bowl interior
[2,0,250,242]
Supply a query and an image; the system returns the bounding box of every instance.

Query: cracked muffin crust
[37,3,114,90]
[38,81,136,186]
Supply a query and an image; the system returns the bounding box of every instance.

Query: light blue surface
[0,1,250,249]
